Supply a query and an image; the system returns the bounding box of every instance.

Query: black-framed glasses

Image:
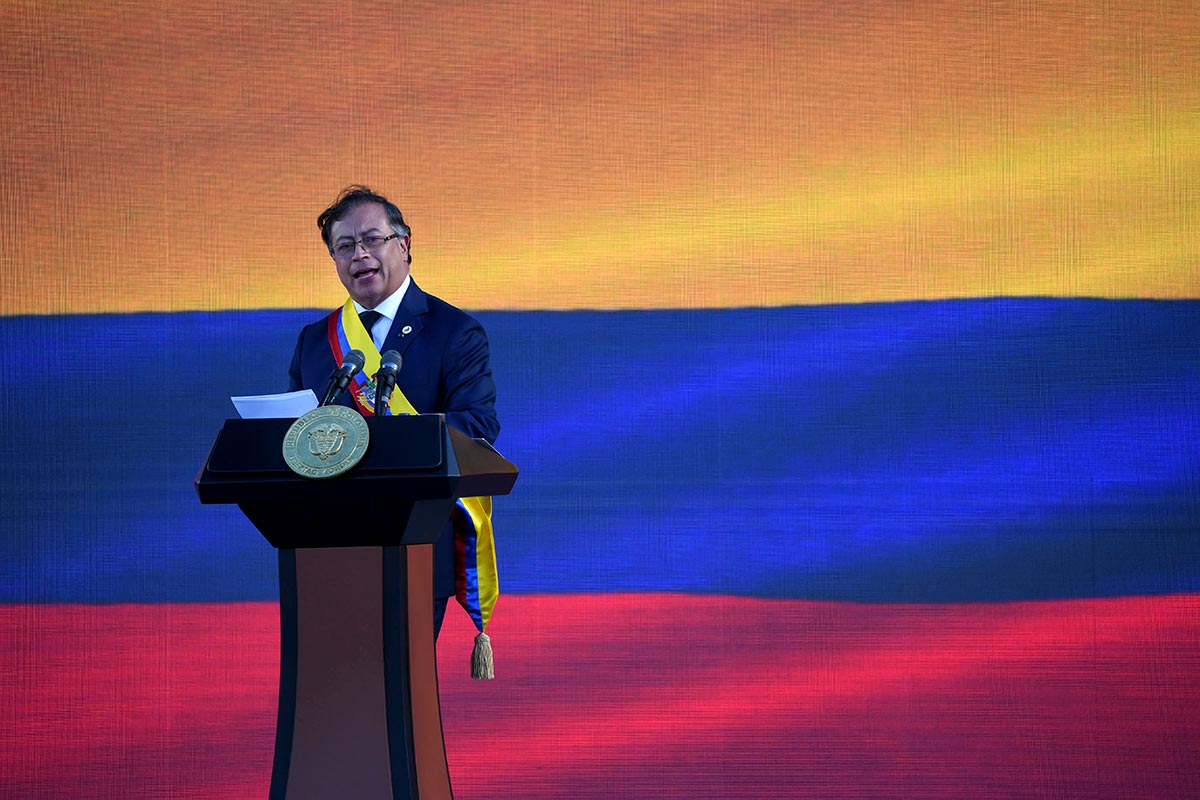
[331,233,400,258]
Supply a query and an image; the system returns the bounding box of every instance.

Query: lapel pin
[401,325,413,337]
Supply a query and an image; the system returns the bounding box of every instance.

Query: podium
[195,414,517,800]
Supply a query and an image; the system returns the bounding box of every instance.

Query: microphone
[320,349,366,406]
[373,350,403,415]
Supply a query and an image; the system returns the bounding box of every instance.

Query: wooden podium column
[271,545,452,800]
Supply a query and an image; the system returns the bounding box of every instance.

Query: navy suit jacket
[287,280,500,597]
[287,280,500,443]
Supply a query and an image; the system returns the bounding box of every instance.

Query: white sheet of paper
[231,390,319,419]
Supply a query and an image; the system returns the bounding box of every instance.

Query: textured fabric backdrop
[1,2,1198,797]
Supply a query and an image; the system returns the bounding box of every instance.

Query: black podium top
[196,414,517,506]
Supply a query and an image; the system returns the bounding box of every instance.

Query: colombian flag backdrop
[2,2,1199,798]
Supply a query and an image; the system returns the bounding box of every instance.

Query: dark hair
[317,185,412,263]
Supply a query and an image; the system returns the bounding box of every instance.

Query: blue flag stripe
[1,298,1197,603]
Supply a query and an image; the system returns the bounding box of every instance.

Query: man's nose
[352,241,370,258]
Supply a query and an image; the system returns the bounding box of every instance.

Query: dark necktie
[359,310,383,341]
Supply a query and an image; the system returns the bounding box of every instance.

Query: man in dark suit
[288,185,500,636]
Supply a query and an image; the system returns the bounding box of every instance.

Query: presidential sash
[326,300,498,678]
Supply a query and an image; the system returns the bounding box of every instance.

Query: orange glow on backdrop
[0,0,1197,314]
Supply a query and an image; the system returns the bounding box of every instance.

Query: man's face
[328,202,411,309]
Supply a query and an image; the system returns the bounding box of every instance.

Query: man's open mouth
[352,268,380,280]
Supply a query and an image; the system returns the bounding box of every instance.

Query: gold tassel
[471,631,494,680]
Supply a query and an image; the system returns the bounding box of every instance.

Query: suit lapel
[382,279,428,357]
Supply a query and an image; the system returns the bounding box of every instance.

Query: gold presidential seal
[282,405,370,479]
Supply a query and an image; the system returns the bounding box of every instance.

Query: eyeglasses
[330,233,400,259]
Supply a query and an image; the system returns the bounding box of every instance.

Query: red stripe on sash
[325,310,343,363]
